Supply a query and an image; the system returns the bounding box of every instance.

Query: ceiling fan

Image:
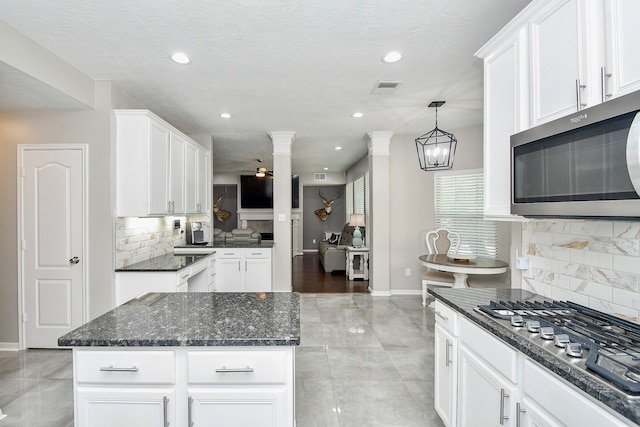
[237,159,274,177]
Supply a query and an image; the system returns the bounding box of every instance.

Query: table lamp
[350,214,365,248]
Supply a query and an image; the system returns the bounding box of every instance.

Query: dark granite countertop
[115,254,209,272]
[58,292,300,347]
[429,287,640,426]
[210,241,275,249]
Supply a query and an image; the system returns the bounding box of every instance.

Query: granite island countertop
[429,287,640,426]
[58,292,300,347]
[115,253,209,272]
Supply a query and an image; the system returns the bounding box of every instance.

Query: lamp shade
[349,214,365,227]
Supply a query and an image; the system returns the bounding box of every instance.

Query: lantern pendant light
[415,101,457,171]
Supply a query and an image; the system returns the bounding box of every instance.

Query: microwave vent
[314,173,327,181]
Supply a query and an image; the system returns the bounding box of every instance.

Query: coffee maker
[186,221,211,245]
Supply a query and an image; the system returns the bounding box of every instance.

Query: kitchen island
[429,287,640,426]
[59,292,300,427]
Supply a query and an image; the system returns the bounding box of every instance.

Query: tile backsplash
[520,220,640,322]
[115,216,204,268]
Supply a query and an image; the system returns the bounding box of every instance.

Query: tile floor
[0,293,444,427]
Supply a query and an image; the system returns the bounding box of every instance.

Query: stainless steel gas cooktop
[476,300,640,396]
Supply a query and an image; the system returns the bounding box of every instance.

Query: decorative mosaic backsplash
[114,216,209,268]
[520,220,640,322]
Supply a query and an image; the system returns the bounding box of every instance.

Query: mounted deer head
[314,189,341,221]
[213,188,231,223]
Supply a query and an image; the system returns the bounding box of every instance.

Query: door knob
[69,256,79,264]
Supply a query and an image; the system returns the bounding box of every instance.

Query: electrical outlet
[405,268,411,277]
[312,239,316,244]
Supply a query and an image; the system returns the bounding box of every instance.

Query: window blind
[353,175,365,215]
[435,171,498,258]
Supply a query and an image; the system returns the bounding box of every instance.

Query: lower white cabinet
[76,388,175,427]
[215,248,272,292]
[115,254,213,305]
[433,301,459,427]
[458,346,516,427]
[72,346,295,427]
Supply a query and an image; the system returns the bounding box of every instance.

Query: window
[434,170,497,258]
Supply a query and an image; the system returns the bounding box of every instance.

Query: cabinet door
[148,120,171,215]
[169,132,186,214]
[189,388,288,427]
[483,31,526,218]
[245,258,271,292]
[604,0,640,100]
[197,149,210,214]
[76,388,175,427]
[216,259,242,292]
[519,398,562,427]
[434,324,457,427]
[458,346,516,427]
[184,141,198,214]
[530,0,589,125]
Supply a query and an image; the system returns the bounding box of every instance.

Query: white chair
[421,228,460,307]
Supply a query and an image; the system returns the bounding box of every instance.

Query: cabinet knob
[69,256,80,265]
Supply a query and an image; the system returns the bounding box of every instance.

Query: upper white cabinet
[603,0,640,100]
[115,110,210,217]
[529,0,591,126]
[476,0,640,218]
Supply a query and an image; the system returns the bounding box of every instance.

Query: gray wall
[302,185,346,250]
[362,123,511,293]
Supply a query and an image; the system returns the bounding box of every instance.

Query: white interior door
[20,146,85,348]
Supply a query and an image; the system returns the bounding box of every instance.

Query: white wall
[386,124,511,292]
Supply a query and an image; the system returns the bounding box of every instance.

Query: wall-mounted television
[240,175,299,209]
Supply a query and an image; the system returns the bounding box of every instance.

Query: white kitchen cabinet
[434,324,457,427]
[529,0,592,126]
[458,316,519,427]
[73,347,295,427]
[216,248,272,292]
[115,110,210,217]
[432,301,459,427]
[477,29,528,219]
[115,254,213,305]
[184,140,198,214]
[602,0,640,100]
[197,148,210,214]
[207,252,217,292]
[521,358,631,427]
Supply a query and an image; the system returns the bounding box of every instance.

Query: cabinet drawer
[523,359,629,427]
[244,249,270,259]
[188,350,288,384]
[460,317,518,383]
[216,249,243,258]
[75,350,175,384]
[433,300,459,335]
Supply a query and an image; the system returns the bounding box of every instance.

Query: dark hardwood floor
[292,253,369,293]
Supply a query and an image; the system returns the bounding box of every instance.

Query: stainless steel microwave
[511,90,640,219]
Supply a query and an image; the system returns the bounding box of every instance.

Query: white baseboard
[0,342,20,351]
[370,289,392,297]
[302,249,318,253]
[390,290,422,296]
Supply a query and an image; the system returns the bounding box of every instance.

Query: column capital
[268,131,296,155]
[366,131,394,156]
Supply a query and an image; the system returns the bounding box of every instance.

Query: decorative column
[268,131,296,292]
[367,131,394,296]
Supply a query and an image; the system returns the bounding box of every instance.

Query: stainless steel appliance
[511,90,640,218]
[186,221,210,245]
[477,299,640,396]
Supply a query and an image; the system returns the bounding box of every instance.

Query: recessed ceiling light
[351,112,364,118]
[335,146,342,151]
[382,51,403,64]
[219,113,232,119]
[170,52,191,64]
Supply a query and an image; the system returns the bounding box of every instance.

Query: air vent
[314,173,327,181]
[372,80,402,94]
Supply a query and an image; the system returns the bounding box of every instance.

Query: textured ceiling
[0,0,530,173]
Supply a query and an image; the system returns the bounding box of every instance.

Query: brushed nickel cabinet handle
[601,66,612,102]
[445,339,451,367]
[427,306,448,321]
[188,396,194,427]
[499,388,510,425]
[215,365,254,373]
[163,396,169,427]
[576,78,587,110]
[99,365,138,372]
[516,402,526,427]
